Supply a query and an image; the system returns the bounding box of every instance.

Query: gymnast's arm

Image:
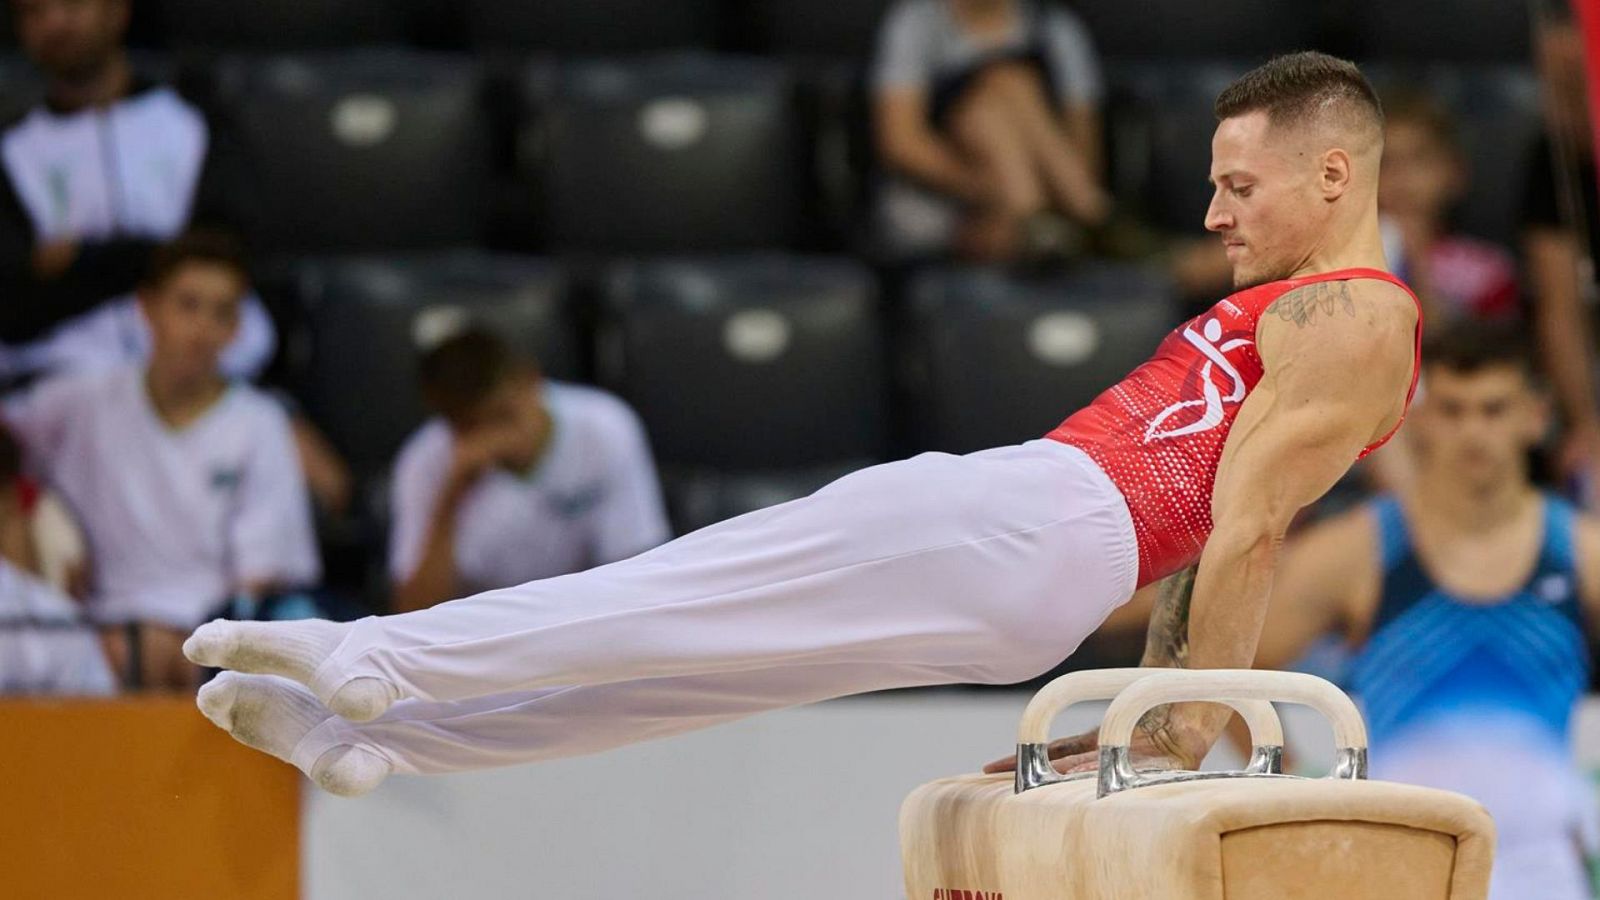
[1251,506,1376,669]
[1217,506,1376,762]
[1151,279,1416,766]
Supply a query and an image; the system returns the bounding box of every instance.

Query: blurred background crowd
[0,0,1598,887]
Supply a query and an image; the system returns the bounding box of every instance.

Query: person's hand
[981,726,1100,775]
[32,239,78,279]
[447,429,515,486]
[981,709,1210,777]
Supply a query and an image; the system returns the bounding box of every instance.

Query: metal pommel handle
[1095,669,1369,798]
[1013,668,1284,795]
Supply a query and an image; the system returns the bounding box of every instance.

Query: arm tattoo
[1267,280,1357,328]
[1141,565,1195,668]
[1137,566,1197,751]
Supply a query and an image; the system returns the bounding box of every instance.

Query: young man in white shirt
[390,328,669,612]
[5,230,320,690]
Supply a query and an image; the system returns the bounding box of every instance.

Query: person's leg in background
[973,62,1110,227]
[188,441,1138,751]
[946,74,1051,261]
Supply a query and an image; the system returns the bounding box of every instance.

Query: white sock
[184,619,399,722]
[197,672,392,798]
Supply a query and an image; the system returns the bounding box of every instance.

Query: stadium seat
[1107,63,1249,234]
[1366,65,1543,246]
[296,253,574,471]
[665,463,864,534]
[157,0,402,50]
[903,262,1177,454]
[598,255,887,469]
[728,0,894,61]
[1359,0,1533,63]
[459,0,717,54]
[1069,0,1322,61]
[210,51,491,253]
[522,55,805,253]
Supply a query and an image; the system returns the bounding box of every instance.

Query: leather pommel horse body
[900,669,1496,900]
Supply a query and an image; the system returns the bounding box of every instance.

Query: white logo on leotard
[1143,318,1253,443]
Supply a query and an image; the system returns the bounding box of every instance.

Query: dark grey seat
[1360,0,1533,63]
[1106,62,1249,234]
[459,0,717,53]
[522,54,804,253]
[727,0,895,61]
[296,253,574,471]
[158,0,402,50]
[211,51,490,253]
[1070,0,1322,61]
[599,255,888,469]
[903,262,1178,454]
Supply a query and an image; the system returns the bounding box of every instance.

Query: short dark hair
[1214,51,1383,134]
[144,228,251,290]
[417,327,534,423]
[1422,318,1536,381]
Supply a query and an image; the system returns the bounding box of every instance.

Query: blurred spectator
[1381,90,1521,323]
[390,328,669,613]
[0,424,84,596]
[3,231,320,690]
[0,562,115,695]
[0,418,109,694]
[1250,321,1598,900]
[871,0,1110,262]
[0,0,269,358]
[1522,3,1600,502]
[0,1,355,514]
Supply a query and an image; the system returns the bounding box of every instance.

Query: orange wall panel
[0,696,300,900]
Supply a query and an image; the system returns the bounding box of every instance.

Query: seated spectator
[0,0,360,516]
[1380,90,1520,323]
[0,560,115,696]
[0,420,108,695]
[3,231,319,690]
[872,0,1110,262]
[1522,4,1600,503]
[0,0,270,361]
[0,286,276,384]
[0,424,84,596]
[0,0,359,517]
[390,328,669,612]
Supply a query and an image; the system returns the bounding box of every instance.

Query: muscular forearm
[1174,529,1281,738]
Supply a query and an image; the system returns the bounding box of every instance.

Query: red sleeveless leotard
[1047,268,1422,588]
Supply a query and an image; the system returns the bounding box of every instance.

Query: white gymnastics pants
[291,439,1140,776]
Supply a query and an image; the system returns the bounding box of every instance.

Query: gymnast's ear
[1318,147,1353,201]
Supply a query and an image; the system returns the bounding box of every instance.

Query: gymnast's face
[1205,111,1347,290]
[1412,364,1546,488]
